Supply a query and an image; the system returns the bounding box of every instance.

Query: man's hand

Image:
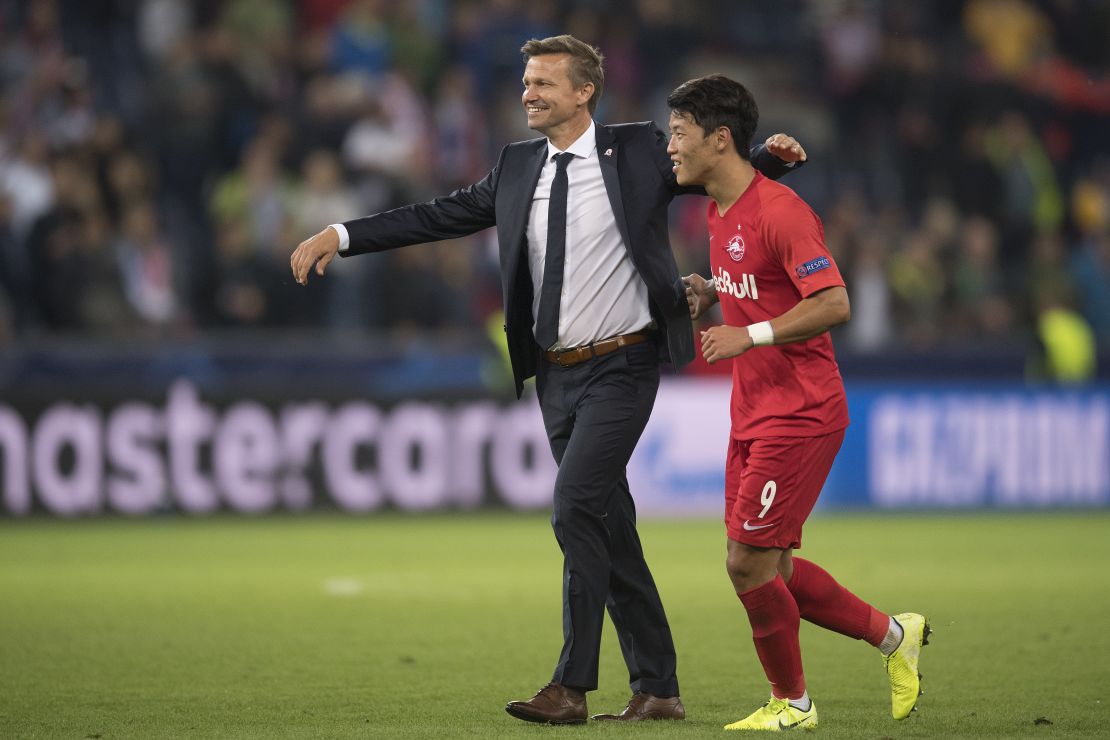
[683,273,718,320]
[765,133,806,164]
[290,226,340,285]
[700,325,753,364]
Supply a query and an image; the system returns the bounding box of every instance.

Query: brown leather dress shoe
[505,682,587,724]
[591,691,686,721]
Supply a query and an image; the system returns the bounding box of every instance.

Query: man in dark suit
[291,34,805,724]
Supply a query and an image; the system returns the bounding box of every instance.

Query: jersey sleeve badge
[795,256,831,278]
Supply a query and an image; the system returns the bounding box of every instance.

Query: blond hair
[521,35,605,114]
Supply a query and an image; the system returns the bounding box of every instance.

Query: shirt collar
[546,120,597,162]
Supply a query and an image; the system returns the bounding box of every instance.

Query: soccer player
[666,74,930,731]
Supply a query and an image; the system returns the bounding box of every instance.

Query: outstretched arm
[290,165,499,285]
[291,226,342,285]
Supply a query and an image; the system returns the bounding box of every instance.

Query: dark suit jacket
[343,122,798,397]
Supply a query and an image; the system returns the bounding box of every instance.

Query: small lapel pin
[604,148,613,157]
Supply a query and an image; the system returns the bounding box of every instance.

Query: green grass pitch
[1,511,1107,738]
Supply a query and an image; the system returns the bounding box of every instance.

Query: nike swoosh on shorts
[742,520,775,531]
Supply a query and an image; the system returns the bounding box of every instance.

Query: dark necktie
[536,152,575,349]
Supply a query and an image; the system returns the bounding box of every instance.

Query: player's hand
[683,273,718,320]
[765,133,806,164]
[700,325,753,364]
[290,226,340,285]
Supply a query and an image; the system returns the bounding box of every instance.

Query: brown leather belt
[545,332,651,368]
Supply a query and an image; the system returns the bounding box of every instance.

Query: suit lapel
[596,125,633,255]
[500,142,548,289]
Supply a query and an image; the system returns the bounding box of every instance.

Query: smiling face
[522,54,593,140]
[667,110,719,187]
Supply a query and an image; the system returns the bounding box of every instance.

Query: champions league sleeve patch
[795,256,831,278]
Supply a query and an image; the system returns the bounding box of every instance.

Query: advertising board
[2,379,1107,516]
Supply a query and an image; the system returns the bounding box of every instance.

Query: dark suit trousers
[536,340,679,696]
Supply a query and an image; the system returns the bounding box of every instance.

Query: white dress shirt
[332,120,654,351]
[528,121,653,350]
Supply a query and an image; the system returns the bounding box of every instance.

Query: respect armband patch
[795,256,831,278]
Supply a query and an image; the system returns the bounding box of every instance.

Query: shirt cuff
[329,223,350,253]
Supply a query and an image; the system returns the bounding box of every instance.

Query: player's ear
[716,126,732,152]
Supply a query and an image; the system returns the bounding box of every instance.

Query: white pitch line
[322,577,365,597]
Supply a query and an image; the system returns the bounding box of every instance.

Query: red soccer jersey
[707,172,850,440]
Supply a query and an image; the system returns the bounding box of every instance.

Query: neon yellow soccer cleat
[724,697,817,731]
[885,612,931,719]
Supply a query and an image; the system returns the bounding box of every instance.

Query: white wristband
[746,321,774,347]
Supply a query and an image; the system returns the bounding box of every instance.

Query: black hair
[666,74,758,159]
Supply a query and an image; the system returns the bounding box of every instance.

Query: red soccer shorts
[724,430,845,549]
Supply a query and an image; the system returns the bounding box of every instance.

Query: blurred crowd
[1,0,1108,362]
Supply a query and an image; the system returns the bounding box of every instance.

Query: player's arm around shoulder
[753,133,807,180]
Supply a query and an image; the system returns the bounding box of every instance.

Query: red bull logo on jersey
[725,231,745,262]
[714,267,759,301]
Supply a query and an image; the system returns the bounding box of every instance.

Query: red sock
[738,575,805,700]
[786,557,889,646]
